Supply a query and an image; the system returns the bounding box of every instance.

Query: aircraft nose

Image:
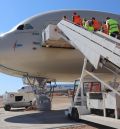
[0,33,13,56]
[0,36,6,54]
[0,33,16,64]
[0,32,14,50]
[0,36,4,48]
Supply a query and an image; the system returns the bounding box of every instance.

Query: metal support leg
[103,94,106,117]
[115,106,118,119]
[74,58,87,105]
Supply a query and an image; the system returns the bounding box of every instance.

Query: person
[77,15,83,26]
[92,17,101,31]
[82,18,87,27]
[63,15,67,20]
[106,17,119,38]
[72,12,83,26]
[101,21,108,35]
[84,19,94,32]
[117,25,120,39]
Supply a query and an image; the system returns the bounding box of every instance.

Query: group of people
[63,12,120,39]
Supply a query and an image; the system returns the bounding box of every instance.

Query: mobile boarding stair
[42,20,120,128]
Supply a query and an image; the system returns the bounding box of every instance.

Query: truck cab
[67,77,102,121]
[3,92,36,111]
[66,76,120,128]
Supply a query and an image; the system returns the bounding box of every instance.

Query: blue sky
[0,0,120,95]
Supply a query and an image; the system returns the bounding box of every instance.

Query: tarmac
[0,96,114,129]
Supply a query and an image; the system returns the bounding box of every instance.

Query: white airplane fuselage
[0,10,120,81]
[0,30,84,81]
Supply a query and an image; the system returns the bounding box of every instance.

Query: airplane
[0,9,120,117]
[18,83,74,95]
[0,10,120,97]
[1,10,120,128]
[0,10,120,85]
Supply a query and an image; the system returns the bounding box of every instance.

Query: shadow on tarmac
[5,109,75,124]
[5,109,115,129]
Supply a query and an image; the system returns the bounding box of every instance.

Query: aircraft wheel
[25,106,28,109]
[4,105,11,111]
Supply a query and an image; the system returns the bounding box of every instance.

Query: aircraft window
[17,24,24,30]
[24,24,33,29]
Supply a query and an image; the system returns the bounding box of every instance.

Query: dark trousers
[117,33,120,40]
[110,31,119,37]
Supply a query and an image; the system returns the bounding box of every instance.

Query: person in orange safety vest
[91,17,101,31]
[72,12,83,27]
[101,21,108,35]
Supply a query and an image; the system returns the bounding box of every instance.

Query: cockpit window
[17,24,33,30]
[17,24,24,30]
[24,24,33,29]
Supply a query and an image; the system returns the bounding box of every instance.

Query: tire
[4,105,11,111]
[71,108,79,122]
[25,106,28,109]
[67,113,72,120]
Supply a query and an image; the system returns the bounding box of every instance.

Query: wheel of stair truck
[71,108,79,122]
[67,112,72,120]
[4,105,11,111]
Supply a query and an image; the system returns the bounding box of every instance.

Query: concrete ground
[0,96,115,129]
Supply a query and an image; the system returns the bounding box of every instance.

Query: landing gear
[22,75,56,111]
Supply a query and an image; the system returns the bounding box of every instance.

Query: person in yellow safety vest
[118,25,120,39]
[106,17,119,38]
[84,20,94,32]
